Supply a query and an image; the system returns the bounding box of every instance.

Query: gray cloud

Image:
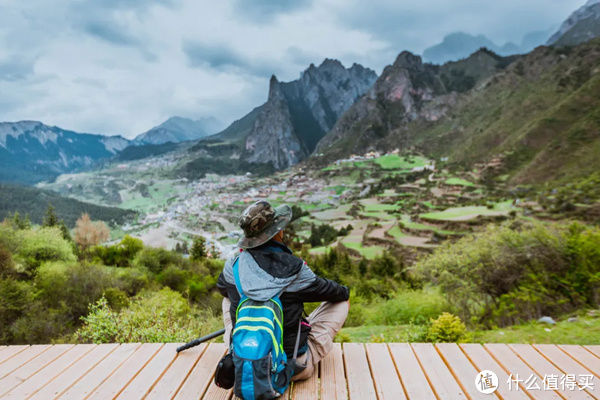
[334,0,585,54]
[83,20,139,46]
[0,0,588,137]
[0,58,36,82]
[233,0,313,22]
[183,42,246,69]
[182,41,278,78]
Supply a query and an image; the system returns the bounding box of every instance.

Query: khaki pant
[222,298,349,381]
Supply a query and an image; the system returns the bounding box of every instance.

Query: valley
[41,146,530,261]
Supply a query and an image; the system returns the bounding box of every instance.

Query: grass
[364,203,400,212]
[342,241,384,259]
[373,154,429,170]
[420,200,513,221]
[445,177,475,187]
[338,313,600,344]
[471,314,600,344]
[387,225,407,240]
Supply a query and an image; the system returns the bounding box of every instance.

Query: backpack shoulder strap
[232,256,244,297]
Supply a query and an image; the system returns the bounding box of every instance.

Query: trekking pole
[176,328,226,353]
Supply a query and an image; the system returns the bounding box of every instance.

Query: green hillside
[410,39,600,184]
[0,184,136,227]
[316,39,600,187]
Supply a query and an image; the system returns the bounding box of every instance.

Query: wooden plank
[584,346,600,359]
[365,343,406,400]
[58,343,141,400]
[509,344,594,400]
[1,344,94,399]
[388,343,436,400]
[291,363,318,400]
[535,344,599,378]
[201,381,233,400]
[343,343,377,400]
[411,343,467,399]
[459,344,530,400]
[0,344,74,396]
[0,346,29,365]
[320,343,348,400]
[145,343,208,400]
[533,344,600,398]
[558,345,600,378]
[484,343,562,400]
[86,343,163,400]
[116,343,180,400]
[0,345,51,379]
[436,343,497,400]
[175,343,227,400]
[30,344,119,400]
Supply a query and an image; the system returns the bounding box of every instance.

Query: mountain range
[316,48,516,157]
[1,0,599,186]
[133,116,223,145]
[316,38,600,185]
[0,121,129,184]
[422,0,600,64]
[422,32,544,64]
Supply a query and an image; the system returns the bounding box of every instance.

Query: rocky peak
[268,75,282,99]
[392,51,425,71]
[317,48,516,157]
[547,0,600,46]
[240,60,377,170]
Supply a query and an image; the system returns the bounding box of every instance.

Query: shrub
[134,247,181,274]
[75,288,222,343]
[114,266,150,295]
[91,235,144,267]
[157,265,190,293]
[10,302,73,344]
[73,213,109,253]
[368,289,450,326]
[0,278,34,342]
[417,221,600,326]
[35,262,115,320]
[16,227,76,275]
[426,313,467,342]
[103,288,129,311]
[0,244,15,277]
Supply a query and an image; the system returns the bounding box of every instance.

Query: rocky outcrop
[239,59,377,169]
[316,49,514,159]
[547,0,600,47]
[244,76,306,169]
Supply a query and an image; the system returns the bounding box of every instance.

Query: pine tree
[59,220,72,241]
[190,236,207,260]
[43,204,59,227]
[22,214,31,230]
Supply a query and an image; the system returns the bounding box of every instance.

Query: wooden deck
[0,342,598,399]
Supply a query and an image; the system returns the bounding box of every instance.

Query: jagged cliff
[198,59,377,170]
[316,49,513,160]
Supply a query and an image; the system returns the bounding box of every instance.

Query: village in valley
[39,146,538,261]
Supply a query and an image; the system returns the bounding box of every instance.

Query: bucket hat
[237,200,292,249]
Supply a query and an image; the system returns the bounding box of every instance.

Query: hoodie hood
[223,249,316,301]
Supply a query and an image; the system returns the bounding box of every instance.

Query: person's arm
[297,276,349,303]
[217,272,229,298]
[284,261,350,303]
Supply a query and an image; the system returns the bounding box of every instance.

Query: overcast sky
[0,0,585,138]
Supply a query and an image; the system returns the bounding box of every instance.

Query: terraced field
[42,151,527,258]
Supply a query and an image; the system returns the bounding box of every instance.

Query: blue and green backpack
[231,258,300,399]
